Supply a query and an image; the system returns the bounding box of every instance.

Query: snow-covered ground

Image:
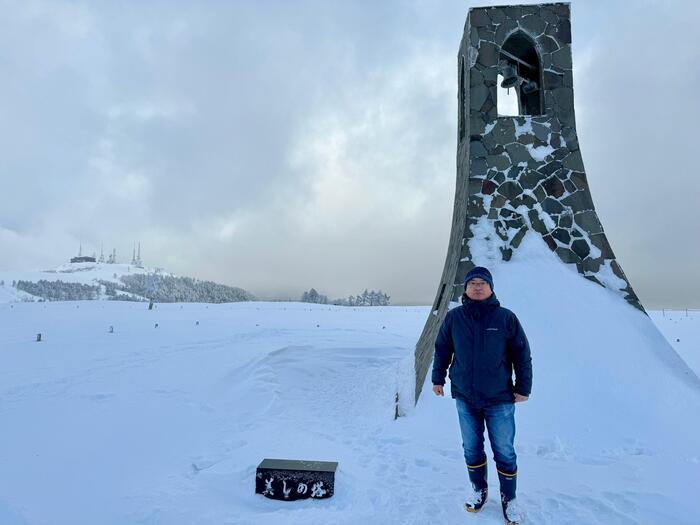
[1,237,699,525]
[650,309,700,376]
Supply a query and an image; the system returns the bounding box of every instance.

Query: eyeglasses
[467,280,488,288]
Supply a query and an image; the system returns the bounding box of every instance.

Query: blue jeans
[456,399,517,475]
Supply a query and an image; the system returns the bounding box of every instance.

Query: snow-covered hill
[0,236,698,524]
[0,262,253,303]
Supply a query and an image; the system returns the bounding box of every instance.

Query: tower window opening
[497,32,542,116]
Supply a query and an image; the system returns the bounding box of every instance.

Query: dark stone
[540,8,560,26]
[541,52,553,70]
[494,171,506,185]
[610,259,627,280]
[507,165,522,180]
[551,132,562,149]
[486,154,511,171]
[477,27,496,42]
[521,193,538,207]
[503,7,522,20]
[532,122,550,142]
[543,176,565,198]
[521,5,539,16]
[491,144,505,155]
[551,4,570,17]
[505,143,532,164]
[506,217,524,229]
[470,67,484,87]
[518,169,541,190]
[470,140,488,159]
[558,212,573,228]
[470,27,480,47]
[487,8,506,24]
[543,70,564,89]
[589,233,615,259]
[580,256,603,274]
[470,115,486,135]
[556,19,571,44]
[495,19,518,45]
[520,15,546,35]
[488,207,499,219]
[552,87,574,111]
[558,107,576,127]
[499,208,515,218]
[539,161,562,178]
[500,247,513,261]
[541,196,564,214]
[563,180,577,193]
[533,184,547,202]
[256,459,337,501]
[482,180,497,195]
[562,150,584,171]
[570,172,588,191]
[468,195,487,216]
[571,229,582,238]
[497,180,522,201]
[553,50,573,74]
[511,225,528,248]
[571,239,591,259]
[482,132,496,151]
[470,9,492,27]
[495,221,509,241]
[563,70,573,88]
[469,179,484,195]
[551,148,569,161]
[561,126,579,150]
[561,190,594,211]
[491,194,507,208]
[551,228,570,244]
[518,134,535,145]
[471,85,490,111]
[542,234,557,251]
[480,96,495,116]
[528,209,547,234]
[471,158,488,176]
[556,246,581,264]
[538,35,560,53]
[491,120,516,145]
[478,42,500,67]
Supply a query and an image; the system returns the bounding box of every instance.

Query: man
[432,266,532,525]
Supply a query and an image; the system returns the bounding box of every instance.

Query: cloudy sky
[0,0,698,308]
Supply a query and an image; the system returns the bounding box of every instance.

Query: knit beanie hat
[464,266,494,290]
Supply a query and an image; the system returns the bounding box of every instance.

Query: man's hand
[514,393,529,403]
[432,385,444,396]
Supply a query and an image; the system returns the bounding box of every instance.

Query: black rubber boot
[498,469,519,524]
[464,461,488,513]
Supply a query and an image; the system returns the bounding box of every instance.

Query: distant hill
[0,262,254,303]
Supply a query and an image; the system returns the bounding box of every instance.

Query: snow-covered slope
[0,262,164,302]
[0,235,698,525]
[650,309,700,376]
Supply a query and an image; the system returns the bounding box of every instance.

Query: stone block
[491,194,507,208]
[542,234,557,251]
[478,42,499,67]
[541,196,564,214]
[520,15,547,36]
[538,35,560,53]
[497,180,522,201]
[570,171,588,190]
[486,154,511,171]
[477,27,496,42]
[471,157,488,176]
[580,256,603,274]
[543,176,565,198]
[511,225,528,248]
[470,85,490,111]
[571,239,591,259]
[487,8,506,24]
[558,212,573,228]
[533,184,547,202]
[556,246,581,264]
[551,228,571,244]
[532,122,550,142]
[494,171,506,185]
[561,190,594,211]
[505,143,532,164]
[528,209,547,234]
[500,247,513,261]
[589,233,615,259]
[539,161,562,178]
[561,126,578,150]
[563,180,577,193]
[562,150,584,171]
[256,459,337,501]
[470,140,488,159]
[470,9,492,27]
[495,19,518,45]
[482,179,497,195]
[491,120,516,145]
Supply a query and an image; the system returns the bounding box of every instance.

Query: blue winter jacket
[432,293,532,407]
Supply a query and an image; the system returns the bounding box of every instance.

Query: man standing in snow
[432,266,532,525]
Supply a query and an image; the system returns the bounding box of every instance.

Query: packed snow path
[1,252,699,524]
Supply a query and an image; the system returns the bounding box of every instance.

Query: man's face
[465,278,492,301]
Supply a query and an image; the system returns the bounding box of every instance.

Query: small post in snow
[36,333,42,342]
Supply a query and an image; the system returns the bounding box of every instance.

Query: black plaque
[255,458,338,501]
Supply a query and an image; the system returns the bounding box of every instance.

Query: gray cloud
[0,0,698,308]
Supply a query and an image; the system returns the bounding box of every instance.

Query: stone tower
[413,3,643,403]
